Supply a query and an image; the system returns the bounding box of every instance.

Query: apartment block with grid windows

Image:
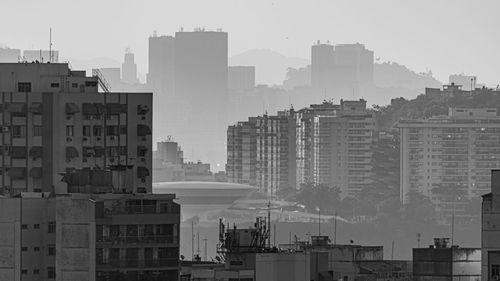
[0,63,152,195]
[397,107,500,212]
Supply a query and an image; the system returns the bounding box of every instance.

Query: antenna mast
[49,28,52,63]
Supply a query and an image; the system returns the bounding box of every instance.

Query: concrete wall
[55,197,95,281]
[255,252,310,281]
[0,198,20,281]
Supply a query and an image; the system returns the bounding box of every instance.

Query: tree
[294,183,341,214]
[402,190,436,223]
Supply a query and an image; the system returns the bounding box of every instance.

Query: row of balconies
[97,235,176,245]
[97,258,178,268]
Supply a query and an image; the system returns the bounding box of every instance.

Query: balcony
[98,258,178,269]
[97,235,176,245]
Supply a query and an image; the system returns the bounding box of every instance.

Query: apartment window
[83,126,91,137]
[33,125,43,137]
[34,247,40,252]
[93,126,103,136]
[21,224,28,230]
[34,224,40,229]
[21,269,27,275]
[50,83,60,88]
[21,247,28,252]
[48,221,55,233]
[33,269,40,275]
[18,82,31,92]
[48,244,55,256]
[47,267,55,279]
[72,83,78,88]
[106,126,119,136]
[492,264,500,277]
[119,125,127,135]
[12,125,26,138]
[66,126,74,137]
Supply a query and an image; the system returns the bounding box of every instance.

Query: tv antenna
[49,28,53,63]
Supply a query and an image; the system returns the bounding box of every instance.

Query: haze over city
[2,0,500,86]
[2,1,500,280]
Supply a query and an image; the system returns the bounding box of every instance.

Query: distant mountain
[229,49,309,86]
[374,62,442,91]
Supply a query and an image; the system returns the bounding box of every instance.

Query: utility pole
[451,200,455,247]
[417,233,421,248]
[197,232,200,258]
[273,223,276,247]
[191,221,194,261]
[333,210,337,245]
[203,236,208,261]
[391,240,395,260]
[267,201,271,248]
[318,208,321,236]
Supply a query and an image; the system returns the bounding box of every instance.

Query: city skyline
[1,0,500,86]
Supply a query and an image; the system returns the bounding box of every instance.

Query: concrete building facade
[228,66,255,92]
[0,48,21,63]
[0,192,180,281]
[121,50,138,85]
[311,42,335,94]
[482,169,500,281]
[413,238,480,281]
[227,109,296,196]
[397,107,500,211]
[311,99,374,197]
[0,63,153,195]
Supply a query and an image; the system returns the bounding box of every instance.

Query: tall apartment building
[228,66,255,92]
[226,119,257,187]
[311,41,335,94]
[0,62,180,281]
[310,42,373,100]
[228,100,373,198]
[121,50,138,85]
[311,100,374,197]
[227,110,296,196]
[332,43,373,96]
[174,30,228,165]
[0,192,180,281]
[0,48,20,63]
[0,63,152,195]
[397,107,500,210]
[295,101,339,186]
[146,29,228,167]
[147,33,175,95]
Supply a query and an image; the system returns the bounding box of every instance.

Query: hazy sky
[2,0,499,85]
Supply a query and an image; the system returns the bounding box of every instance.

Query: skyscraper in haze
[122,49,138,85]
[332,43,374,97]
[0,48,20,62]
[147,33,175,95]
[311,41,335,94]
[173,29,228,166]
[228,66,255,93]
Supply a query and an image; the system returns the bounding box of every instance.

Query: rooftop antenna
[49,28,52,63]
[267,200,271,248]
[197,232,200,258]
[191,220,195,261]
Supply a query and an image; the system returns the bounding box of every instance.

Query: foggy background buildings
[2,1,500,279]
